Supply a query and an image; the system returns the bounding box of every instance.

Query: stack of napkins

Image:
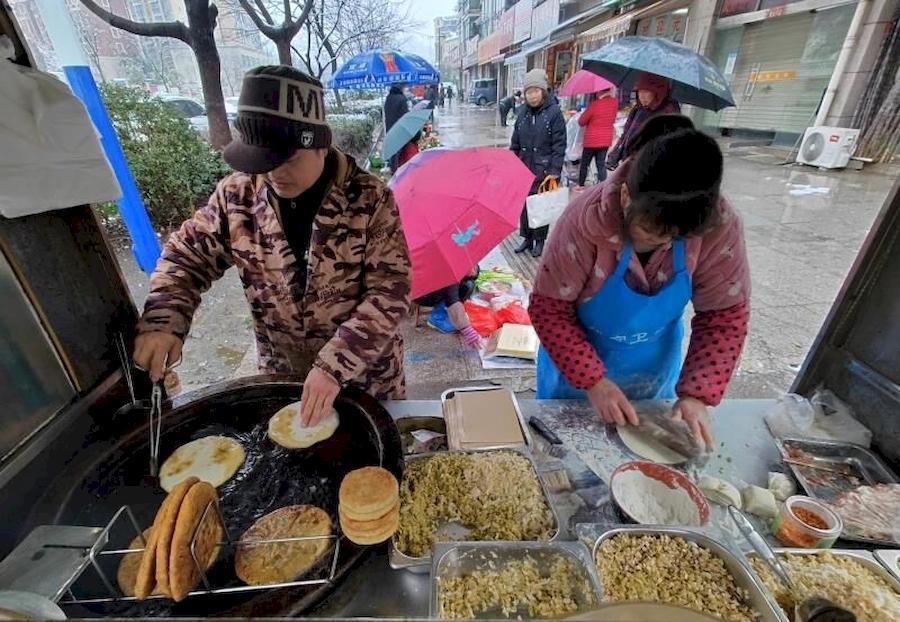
[443,388,526,450]
[484,324,539,361]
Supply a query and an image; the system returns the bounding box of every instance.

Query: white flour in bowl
[612,469,702,526]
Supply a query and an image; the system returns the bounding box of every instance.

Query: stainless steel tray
[592,526,782,622]
[440,386,533,451]
[430,541,602,619]
[389,448,561,572]
[745,548,900,622]
[777,437,899,546]
[874,549,900,582]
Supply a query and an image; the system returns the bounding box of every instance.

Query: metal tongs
[728,506,856,622]
[129,350,181,481]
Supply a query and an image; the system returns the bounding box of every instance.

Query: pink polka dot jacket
[530,161,750,406]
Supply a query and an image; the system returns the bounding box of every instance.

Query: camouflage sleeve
[314,188,411,385]
[136,182,234,339]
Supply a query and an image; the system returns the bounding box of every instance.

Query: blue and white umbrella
[330,49,440,90]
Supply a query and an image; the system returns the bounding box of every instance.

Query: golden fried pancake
[339,500,400,546]
[159,436,245,492]
[267,402,339,449]
[151,476,200,597]
[117,528,154,597]
[135,476,198,599]
[235,505,332,586]
[168,481,222,602]
[338,467,399,521]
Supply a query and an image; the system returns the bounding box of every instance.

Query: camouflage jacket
[137,148,411,399]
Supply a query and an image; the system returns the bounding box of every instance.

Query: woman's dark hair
[624,114,695,158]
[625,128,723,237]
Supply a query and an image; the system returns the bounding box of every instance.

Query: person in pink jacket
[530,118,750,448]
[577,89,618,186]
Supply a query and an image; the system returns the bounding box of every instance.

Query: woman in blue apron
[530,120,751,447]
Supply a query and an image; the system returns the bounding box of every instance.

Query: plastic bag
[526,177,570,229]
[463,300,499,337]
[764,390,871,447]
[495,300,531,326]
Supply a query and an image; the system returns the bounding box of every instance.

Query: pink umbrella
[389,148,535,299]
[559,69,615,97]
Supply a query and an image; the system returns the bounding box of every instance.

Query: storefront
[576,0,691,58]
[704,0,858,141]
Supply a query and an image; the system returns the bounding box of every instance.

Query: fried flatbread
[117,528,155,597]
[135,476,198,599]
[235,505,332,586]
[268,403,339,449]
[339,500,400,546]
[168,481,223,602]
[159,435,245,492]
[338,466,399,521]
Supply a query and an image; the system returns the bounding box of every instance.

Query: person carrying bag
[526,176,569,230]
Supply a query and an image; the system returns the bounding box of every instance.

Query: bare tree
[69,6,107,81]
[127,38,183,91]
[77,0,232,148]
[236,0,313,65]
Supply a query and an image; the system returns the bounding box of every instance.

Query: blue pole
[35,0,160,273]
[63,66,161,273]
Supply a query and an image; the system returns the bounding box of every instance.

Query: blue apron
[537,238,691,400]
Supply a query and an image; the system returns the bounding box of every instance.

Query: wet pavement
[116,101,898,402]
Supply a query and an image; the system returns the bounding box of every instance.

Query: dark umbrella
[582,36,735,111]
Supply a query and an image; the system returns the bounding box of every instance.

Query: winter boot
[531,239,545,258]
[514,237,533,254]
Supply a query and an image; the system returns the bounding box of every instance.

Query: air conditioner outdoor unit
[796,126,860,169]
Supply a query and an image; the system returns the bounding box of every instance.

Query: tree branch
[237,0,280,37]
[253,0,274,24]
[77,0,190,43]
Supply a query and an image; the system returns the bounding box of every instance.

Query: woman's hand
[671,397,714,449]
[134,332,183,382]
[586,378,639,427]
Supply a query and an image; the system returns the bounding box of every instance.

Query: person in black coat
[498,90,521,127]
[509,69,566,258]
[384,83,409,170]
[384,83,409,132]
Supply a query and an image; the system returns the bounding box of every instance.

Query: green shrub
[97,83,229,234]
[330,113,377,161]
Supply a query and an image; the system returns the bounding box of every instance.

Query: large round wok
[27,375,402,617]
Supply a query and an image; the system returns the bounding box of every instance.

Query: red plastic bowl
[610,460,711,526]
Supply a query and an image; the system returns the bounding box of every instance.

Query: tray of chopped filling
[430,541,602,619]
[592,527,782,622]
[748,549,900,622]
[389,449,559,572]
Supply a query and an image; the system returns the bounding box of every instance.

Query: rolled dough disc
[159,436,245,492]
[618,426,687,465]
[268,402,340,449]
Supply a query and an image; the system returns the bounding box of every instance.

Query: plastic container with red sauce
[772,495,843,548]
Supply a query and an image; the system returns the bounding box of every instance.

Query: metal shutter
[718,5,855,134]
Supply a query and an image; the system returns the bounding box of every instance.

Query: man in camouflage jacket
[134,66,411,425]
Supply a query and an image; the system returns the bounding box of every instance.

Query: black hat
[224,66,333,174]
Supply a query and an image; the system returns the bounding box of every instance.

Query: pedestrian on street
[416,267,482,350]
[133,66,412,428]
[384,82,410,171]
[396,131,421,169]
[510,69,566,258]
[530,127,750,448]
[497,90,521,127]
[606,72,680,170]
[425,84,438,110]
[577,88,617,186]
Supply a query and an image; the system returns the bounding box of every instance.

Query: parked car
[157,94,209,134]
[468,78,498,106]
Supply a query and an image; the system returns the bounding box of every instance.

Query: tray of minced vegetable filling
[748,549,900,622]
[592,528,782,622]
[389,450,559,571]
[430,541,601,619]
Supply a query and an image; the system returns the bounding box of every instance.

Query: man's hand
[586,378,639,427]
[671,397,714,449]
[134,332,183,382]
[300,367,340,427]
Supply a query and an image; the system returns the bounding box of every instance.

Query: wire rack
[58,501,342,606]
